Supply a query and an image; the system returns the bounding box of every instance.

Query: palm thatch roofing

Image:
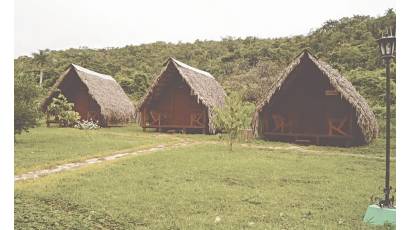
[252,49,378,144]
[42,64,136,123]
[138,57,226,133]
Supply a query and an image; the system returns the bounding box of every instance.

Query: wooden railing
[141,110,207,133]
[264,111,354,146]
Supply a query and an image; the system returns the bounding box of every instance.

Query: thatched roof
[252,49,378,143]
[42,64,136,123]
[138,57,226,133]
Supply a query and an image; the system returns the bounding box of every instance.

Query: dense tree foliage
[14,74,42,135]
[116,69,150,101]
[14,9,395,128]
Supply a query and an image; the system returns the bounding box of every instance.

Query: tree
[213,93,254,151]
[32,49,50,87]
[14,74,41,135]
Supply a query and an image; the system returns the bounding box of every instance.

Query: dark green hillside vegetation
[14,9,395,132]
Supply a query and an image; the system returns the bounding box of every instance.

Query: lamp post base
[363,204,395,226]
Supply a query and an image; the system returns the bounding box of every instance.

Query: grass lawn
[14,124,183,174]
[302,138,396,158]
[15,139,396,229]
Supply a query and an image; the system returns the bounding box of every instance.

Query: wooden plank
[350,111,353,133]
[295,139,312,145]
[325,89,338,96]
[142,108,146,128]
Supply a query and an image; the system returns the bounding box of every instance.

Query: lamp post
[363,28,396,226]
[377,28,396,208]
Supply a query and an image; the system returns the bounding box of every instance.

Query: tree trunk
[39,70,43,87]
[229,135,233,151]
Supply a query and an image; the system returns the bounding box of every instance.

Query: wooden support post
[46,113,50,128]
[141,108,145,132]
[158,113,161,132]
[349,109,353,135]
[142,108,146,129]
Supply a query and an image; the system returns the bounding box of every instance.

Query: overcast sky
[15,0,395,57]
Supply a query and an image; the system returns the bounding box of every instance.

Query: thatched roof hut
[138,58,225,134]
[42,64,136,126]
[252,49,378,146]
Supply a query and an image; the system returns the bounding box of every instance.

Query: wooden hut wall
[260,56,365,145]
[143,64,208,129]
[58,69,102,122]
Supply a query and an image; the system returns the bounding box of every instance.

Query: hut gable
[138,58,226,133]
[42,64,136,124]
[253,49,378,144]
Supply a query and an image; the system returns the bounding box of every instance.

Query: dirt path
[15,140,196,182]
[15,139,394,182]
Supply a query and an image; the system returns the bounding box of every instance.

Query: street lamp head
[377,28,396,59]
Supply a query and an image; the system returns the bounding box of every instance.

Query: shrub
[59,111,81,127]
[46,93,80,127]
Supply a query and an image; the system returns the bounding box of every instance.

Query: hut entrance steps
[264,132,353,147]
[295,139,312,145]
[142,126,206,134]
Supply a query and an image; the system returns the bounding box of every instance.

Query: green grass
[16,124,391,176]
[15,142,396,229]
[14,124,182,174]
[303,138,396,158]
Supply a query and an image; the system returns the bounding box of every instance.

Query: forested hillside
[14,9,395,131]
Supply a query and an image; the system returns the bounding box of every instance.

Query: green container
[363,204,396,226]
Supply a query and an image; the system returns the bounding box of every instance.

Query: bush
[46,93,80,127]
[60,111,81,127]
[74,120,100,130]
